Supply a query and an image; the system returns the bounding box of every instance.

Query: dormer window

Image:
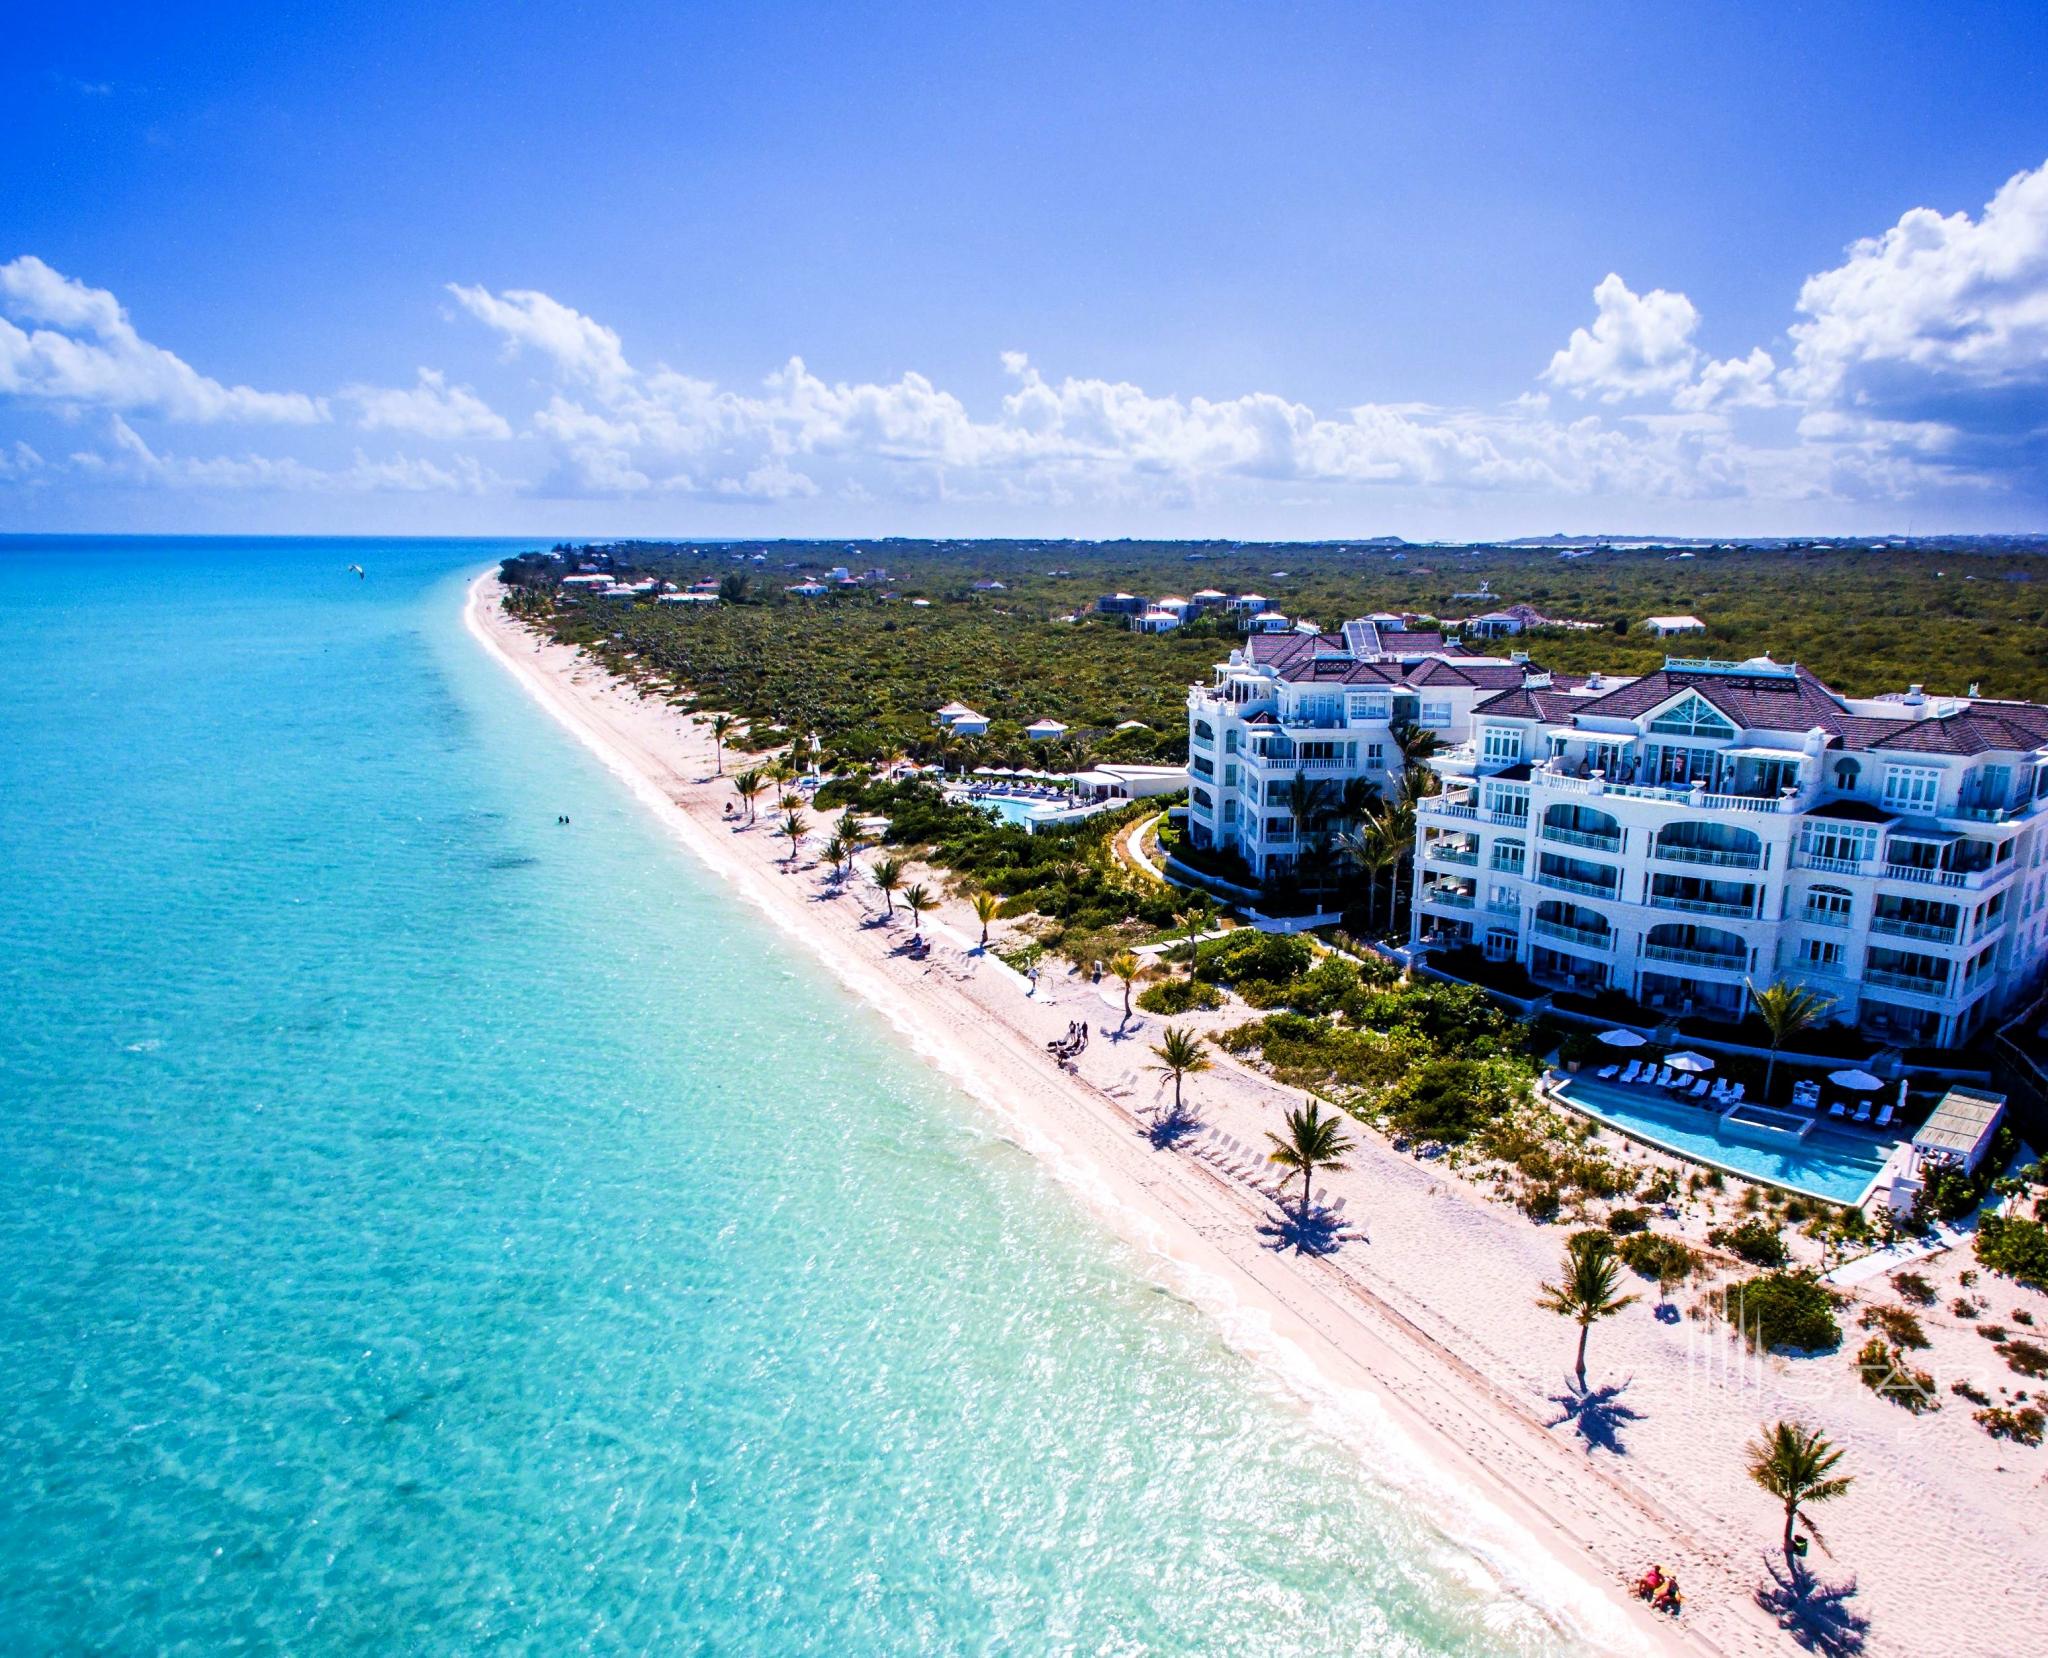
[1647,693,1738,738]
[1832,757,1860,790]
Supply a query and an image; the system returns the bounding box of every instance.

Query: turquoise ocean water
[0,538,1585,1655]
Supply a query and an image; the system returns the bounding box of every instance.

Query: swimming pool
[974,793,1062,827]
[1552,1074,1897,1205]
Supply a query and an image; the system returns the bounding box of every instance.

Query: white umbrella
[1665,1051,1715,1074]
[1829,1068,1883,1092]
[1595,1029,1646,1049]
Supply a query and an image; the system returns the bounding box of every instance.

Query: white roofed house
[1404,652,2048,1054]
[786,580,828,596]
[1025,718,1070,741]
[934,701,990,737]
[1134,608,1184,634]
[1643,614,1706,636]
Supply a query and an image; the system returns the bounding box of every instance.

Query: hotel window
[1798,938,1846,969]
[1420,701,1453,727]
[1491,838,1526,872]
[1482,725,1520,764]
[1366,743,1384,766]
[1882,765,1942,812]
[1225,730,1241,753]
[1224,763,1239,787]
[1348,694,1391,721]
[1193,720,1214,745]
[1803,884,1853,924]
[1484,785,1529,821]
[1800,822,1878,865]
[1223,799,1237,821]
[1191,787,1212,811]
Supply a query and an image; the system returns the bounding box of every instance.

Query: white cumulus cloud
[0,256,325,424]
[1543,273,1702,402]
[344,368,511,439]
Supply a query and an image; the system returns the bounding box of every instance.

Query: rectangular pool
[1553,1075,1897,1205]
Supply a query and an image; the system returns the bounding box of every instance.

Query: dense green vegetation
[514,540,2048,771]
[1976,1214,2048,1289]
[1717,1271,1843,1353]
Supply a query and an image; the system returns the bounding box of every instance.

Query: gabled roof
[1569,664,1848,733]
[1835,706,2048,756]
[1473,682,1594,722]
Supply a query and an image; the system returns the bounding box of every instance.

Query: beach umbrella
[1829,1067,1883,1092]
[1665,1051,1715,1074]
[1595,1029,1646,1049]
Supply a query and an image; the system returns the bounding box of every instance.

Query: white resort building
[1187,621,2048,1048]
[1412,655,2048,1048]
[1185,619,1532,881]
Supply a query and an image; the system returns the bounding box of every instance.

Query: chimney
[1903,683,1926,711]
[1510,649,1529,664]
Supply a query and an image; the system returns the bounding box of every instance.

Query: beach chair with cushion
[1688,1078,1711,1098]
[1597,1063,1619,1080]
[1828,1101,1846,1118]
[1618,1059,1643,1084]
[1727,1083,1745,1104]
[1854,1102,1872,1123]
[1875,1104,1894,1129]
[1709,1079,1732,1103]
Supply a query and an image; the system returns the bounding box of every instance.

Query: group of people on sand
[1046,1020,1089,1064]
[1633,1564,1683,1616]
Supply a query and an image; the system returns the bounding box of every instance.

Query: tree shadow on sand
[1146,1104,1202,1150]
[1544,1378,1642,1456]
[1256,1203,1352,1257]
[1754,1557,1869,1656]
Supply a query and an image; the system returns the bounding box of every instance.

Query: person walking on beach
[1026,965,1040,998]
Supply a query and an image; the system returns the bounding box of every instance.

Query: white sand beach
[470,573,2046,1657]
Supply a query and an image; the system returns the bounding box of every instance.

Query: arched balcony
[1540,803,1622,853]
[1643,921,1748,973]
[1653,820,1762,870]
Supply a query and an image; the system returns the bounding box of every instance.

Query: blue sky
[5,0,2047,538]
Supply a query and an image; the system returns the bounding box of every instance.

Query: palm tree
[778,791,805,814]
[970,890,1001,949]
[902,882,936,937]
[732,768,765,824]
[1538,1232,1637,1390]
[870,855,904,916]
[818,832,849,881]
[708,712,738,775]
[1178,897,1216,983]
[1148,1026,1211,1117]
[779,810,810,866]
[1746,979,1836,1101]
[1747,1420,1853,1568]
[1109,950,1141,1030]
[1378,788,1420,934]
[1266,1099,1354,1216]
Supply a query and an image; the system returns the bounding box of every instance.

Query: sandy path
[469,574,2044,1657]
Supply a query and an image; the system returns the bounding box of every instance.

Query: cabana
[1911,1087,2006,1175]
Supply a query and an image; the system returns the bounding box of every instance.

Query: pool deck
[1544,1071,1901,1207]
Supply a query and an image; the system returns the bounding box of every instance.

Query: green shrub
[1890,1270,1937,1306]
[1616,1231,1696,1287]
[1605,1207,1649,1236]
[1719,1272,1842,1353]
[1521,1185,1562,1223]
[1977,1216,2048,1289]
[1710,1218,1789,1268]
[1998,1338,2048,1378]
[1382,1054,1529,1144]
[1136,979,1224,1015]
[1975,1405,2046,1445]
[1196,930,1314,987]
[1855,1337,1940,1412]
[1858,1305,1930,1351]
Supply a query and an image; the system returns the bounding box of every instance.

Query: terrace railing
[1641,942,1748,973]
[1869,915,1959,945]
[1658,842,1763,870]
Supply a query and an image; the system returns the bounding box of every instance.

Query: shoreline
[466,572,2039,1656]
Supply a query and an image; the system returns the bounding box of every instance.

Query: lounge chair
[1597,1063,1620,1080]
[1854,1102,1872,1123]
[1618,1059,1643,1084]
[1658,1067,1682,1089]
[1875,1104,1895,1129]
[1828,1102,1847,1119]
[1688,1079,1711,1098]
[1727,1083,1745,1104]
[1710,1079,1732,1103]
